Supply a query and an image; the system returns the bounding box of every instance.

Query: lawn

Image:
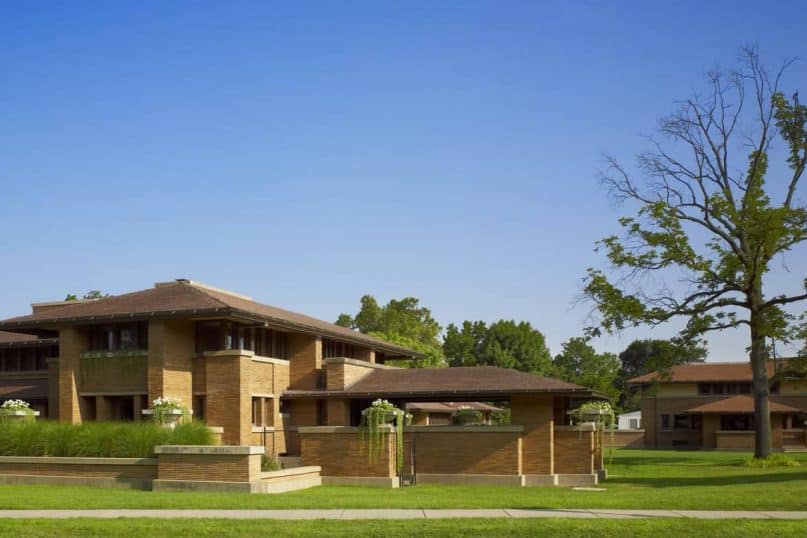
[1,449,806,511]
[0,519,805,538]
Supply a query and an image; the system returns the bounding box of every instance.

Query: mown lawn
[1,518,806,538]
[0,449,806,511]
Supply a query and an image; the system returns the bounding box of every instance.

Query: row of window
[0,346,57,372]
[195,322,289,359]
[697,382,780,395]
[660,414,702,431]
[88,322,149,352]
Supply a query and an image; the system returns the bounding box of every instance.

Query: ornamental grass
[0,421,213,458]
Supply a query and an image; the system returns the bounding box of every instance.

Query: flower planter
[0,410,40,422]
[141,408,192,429]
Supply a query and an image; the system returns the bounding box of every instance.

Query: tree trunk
[749,309,773,458]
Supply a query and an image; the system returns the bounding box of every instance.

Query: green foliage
[337,295,446,367]
[443,320,552,374]
[261,454,281,472]
[451,407,484,425]
[490,407,511,425]
[743,454,800,469]
[552,337,620,400]
[0,421,213,458]
[358,399,410,474]
[65,290,109,301]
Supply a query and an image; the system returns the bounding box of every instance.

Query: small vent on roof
[176,278,191,284]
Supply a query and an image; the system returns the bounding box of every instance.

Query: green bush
[743,454,800,469]
[0,421,213,458]
[261,454,281,472]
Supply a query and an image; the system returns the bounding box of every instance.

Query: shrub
[0,420,213,458]
[261,454,281,472]
[743,454,800,469]
[452,407,484,425]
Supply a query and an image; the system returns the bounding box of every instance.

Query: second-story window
[88,322,148,352]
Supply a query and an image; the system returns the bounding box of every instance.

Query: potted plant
[0,399,39,422]
[452,406,484,425]
[141,396,192,428]
[568,401,616,462]
[358,399,412,474]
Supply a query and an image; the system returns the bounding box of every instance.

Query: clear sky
[1,1,806,361]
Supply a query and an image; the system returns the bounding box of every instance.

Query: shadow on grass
[607,470,807,488]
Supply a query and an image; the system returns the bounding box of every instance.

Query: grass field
[1,449,806,511]
[0,518,806,537]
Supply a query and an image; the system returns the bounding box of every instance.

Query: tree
[616,338,707,410]
[443,320,553,374]
[552,337,620,401]
[583,48,807,458]
[65,290,108,301]
[336,295,445,367]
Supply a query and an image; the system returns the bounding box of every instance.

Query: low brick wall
[299,426,396,478]
[407,426,523,475]
[155,445,262,482]
[716,431,755,450]
[0,456,157,489]
[612,429,645,448]
[554,428,595,474]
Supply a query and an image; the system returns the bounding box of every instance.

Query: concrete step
[278,456,303,469]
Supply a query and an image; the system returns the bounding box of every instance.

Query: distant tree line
[337,294,710,411]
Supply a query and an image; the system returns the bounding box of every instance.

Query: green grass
[0,421,213,458]
[0,519,805,537]
[0,449,806,510]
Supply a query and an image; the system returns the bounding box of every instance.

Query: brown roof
[284,366,603,400]
[685,395,804,414]
[627,361,784,384]
[0,280,415,357]
[0,331,57,347]
[0,378,48,400]
[406,402,503,413]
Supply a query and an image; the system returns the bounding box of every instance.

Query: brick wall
[58,326,89,423]
[612,430,645,448]
[157,453,258,482]
[300,428,395,477]
[0,458,157,480]
[408,429,522,475]
[148,320,194,405]
[554,429,594,474]
[204,351,252,445]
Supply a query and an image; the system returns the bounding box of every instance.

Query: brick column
[354,346,375,364]
[58,326,89,424]
[147,320,194,407]
[288,334,322,389]
[511,395,554,475]
[204,350,252,445]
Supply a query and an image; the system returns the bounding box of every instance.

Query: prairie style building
[629,362,807,450]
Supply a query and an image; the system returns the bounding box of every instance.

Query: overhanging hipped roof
[627,361,785,384]
[0,331,57,348]
[0,379,48,400]
[685,395,804,415]
[0,280,416,358]
[283,366,607,400]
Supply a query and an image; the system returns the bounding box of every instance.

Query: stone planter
[141,408,191,428]
[0,410,40,422]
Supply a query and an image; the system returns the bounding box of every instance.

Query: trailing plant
[569,401,616,463]
[358,399,411,474]
[452,407,484,425]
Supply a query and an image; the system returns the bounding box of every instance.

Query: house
[617,410,641,430]
[0,279,608,486]
[628,361,807,450]
[0,330,58,417]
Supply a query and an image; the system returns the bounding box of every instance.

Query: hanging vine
[568,401,616,463]
[358,399,411,474]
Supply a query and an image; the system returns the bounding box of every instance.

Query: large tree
[552,337,620,400]
[583,48,807,457]
[443,320,553,374]
[336,295,445,367]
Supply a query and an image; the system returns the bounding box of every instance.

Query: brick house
[628,362,807,450]
[0,279,607,485]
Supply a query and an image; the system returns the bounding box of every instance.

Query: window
[673,414,690,430]
[771,382,781,394]
[193,396,206,421]
[88,322,148,352]
[698,384,711,395]
[721,414,754,431]
[629,418,640,429]
[661,414,670,430]
[252,398,262,426]
[316,400,327,426]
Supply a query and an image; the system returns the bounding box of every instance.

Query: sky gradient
[2,1,806,361]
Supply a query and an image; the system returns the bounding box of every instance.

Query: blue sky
[1,1,806,361]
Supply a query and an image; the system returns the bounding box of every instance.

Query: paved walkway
[1,509,807,519]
